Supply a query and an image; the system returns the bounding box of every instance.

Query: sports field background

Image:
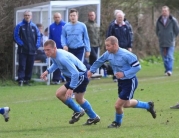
[0,53,179,138]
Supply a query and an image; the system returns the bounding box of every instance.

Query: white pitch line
[1,75,179,105]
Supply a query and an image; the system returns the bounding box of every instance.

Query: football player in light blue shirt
[0,107,10,122]
[88,36,156,128]
[41,39,100,125]
[61,9,90,63]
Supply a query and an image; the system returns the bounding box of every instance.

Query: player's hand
[87,71,93,79]
[65,89,73,98]
[115,72,124,79]
[63,46,68,51]
[40,71,48,81]
[85,52,90,58]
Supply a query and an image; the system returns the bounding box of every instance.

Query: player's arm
[61,25,68,51]
[123,54,141,78]
[90,52,109,74]
[60,58,79,98]
[83,24,91,57]
[61,58,79,89]
[40,60,58,80]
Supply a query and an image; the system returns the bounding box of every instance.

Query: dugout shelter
[13,0,101,85]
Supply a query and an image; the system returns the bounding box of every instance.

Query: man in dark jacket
[107,10,133,82]
[85,11,100,66]
[107,10,133,52]
[156,6,179,76]
[14,10,41,86]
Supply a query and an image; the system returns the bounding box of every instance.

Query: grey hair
[114,9,125,17]
[24,10,32,15]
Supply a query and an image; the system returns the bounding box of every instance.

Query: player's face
[24,12,32,23]
[43,45,56,58]
[162,8,169,17]
[69,12,78,23]
[105,41,116,53]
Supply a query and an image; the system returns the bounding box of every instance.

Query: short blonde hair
[44,39,56,48]
[105,36,118,45]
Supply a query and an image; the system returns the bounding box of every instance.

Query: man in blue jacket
[14,10,41,86]
[88,36,156,128]
[49,12,66,84]
[41,39,100,125]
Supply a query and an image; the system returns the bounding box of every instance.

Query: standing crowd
[1,6,179,129]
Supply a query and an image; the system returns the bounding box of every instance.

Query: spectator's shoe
[147,102,156,119]
[51,81,60,85]
[2,107,10,122]
[23,80,31,86]
[83,115,100,125]
[113,79,118,82]
[18,80,23,86]
[170,103,179,109]
[108,121,121,128]
[167,71,172,76]
[69,110,85,124]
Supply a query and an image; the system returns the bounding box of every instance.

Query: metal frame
[13,0,101,85]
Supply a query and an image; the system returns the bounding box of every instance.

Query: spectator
[35,23,47,63]
[61,9,91,62]
[87,36,156,128]
[0,107,10,122]
[41,39,100,125]
[156,6,179,76]
[13,10,41,86]
[49,12,66,84]
[107,9,133,82]
[84,11,100,66]
[43,27,49,45]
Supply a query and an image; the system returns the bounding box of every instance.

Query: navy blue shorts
[118,76,138,100]
[64,72,89,93]
[68,47,85,62]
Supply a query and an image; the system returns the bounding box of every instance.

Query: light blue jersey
[47,49,86,89]
[90,48,141,79]
[61,21,91,52]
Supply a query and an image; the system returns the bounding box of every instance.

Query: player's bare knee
[115,104,123,110]
[56,90,62,99]
[75,98,83,104]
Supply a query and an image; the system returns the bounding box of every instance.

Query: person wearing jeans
[160,46,174,76]
[156,6,179,76]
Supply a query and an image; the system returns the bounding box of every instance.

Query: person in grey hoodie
[156,6,179,76]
